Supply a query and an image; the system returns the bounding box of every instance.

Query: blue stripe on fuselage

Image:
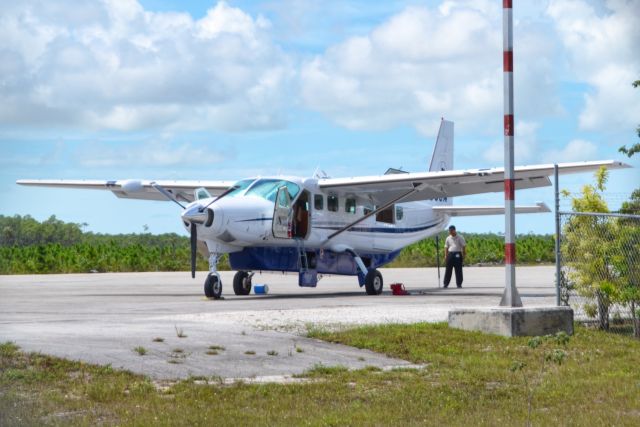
[313,221,440,234]
[236,218,440,234]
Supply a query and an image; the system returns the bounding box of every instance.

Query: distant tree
[620,189,640,215]
[618,79,640,158]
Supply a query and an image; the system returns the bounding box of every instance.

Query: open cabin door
[273,185,292,239]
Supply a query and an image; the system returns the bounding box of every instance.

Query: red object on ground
[390,283,410,296]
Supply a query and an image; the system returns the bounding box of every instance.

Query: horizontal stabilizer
[432,202,550,217]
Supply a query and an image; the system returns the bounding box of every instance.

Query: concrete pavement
[0,266,557,380]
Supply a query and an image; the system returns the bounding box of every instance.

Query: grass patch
[2,325,640,426]
[244,350,256,355]
[205,350,219,356]
[208,345,225,351]
[133,346,147,356]
[174,326,187,338]
[266,350,278,356]
[152,337,164,343]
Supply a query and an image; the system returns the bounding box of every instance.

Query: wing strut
[325,184,422,242]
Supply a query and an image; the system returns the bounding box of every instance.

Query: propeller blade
[151,182,186,209]
[202,184,239,210]
[190,222,197,278]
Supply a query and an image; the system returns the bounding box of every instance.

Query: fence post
[554,164,561,306]
[435,235,441,288]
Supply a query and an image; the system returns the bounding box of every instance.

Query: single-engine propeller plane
[17,120,629,298]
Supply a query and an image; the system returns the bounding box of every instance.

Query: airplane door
[273,186,292,239]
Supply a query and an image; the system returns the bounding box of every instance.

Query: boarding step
[298,269,318,287]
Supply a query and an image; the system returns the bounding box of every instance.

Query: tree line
[1,214,557,275]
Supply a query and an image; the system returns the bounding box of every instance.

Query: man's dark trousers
[444,252,463,288]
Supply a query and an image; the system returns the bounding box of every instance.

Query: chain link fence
[559,212,640,337]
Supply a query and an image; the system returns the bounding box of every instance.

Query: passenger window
[314,194,324,210]
[376,205,395,224]
[328,194,339,212]
[396,206,404,221]
[345,198,356,214]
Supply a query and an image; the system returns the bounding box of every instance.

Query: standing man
[444,225,466,288]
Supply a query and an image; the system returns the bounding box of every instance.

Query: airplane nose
[181,204,214,226]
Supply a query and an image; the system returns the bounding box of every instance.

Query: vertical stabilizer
[429,119,454,172]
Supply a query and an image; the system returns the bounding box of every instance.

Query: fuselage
[183,176,450,274]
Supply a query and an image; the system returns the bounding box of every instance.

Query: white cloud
[0,1,293,131]
[300,2,561,135]
[75,140,229,168]
[542,139,598,163]
[547,0,640,132]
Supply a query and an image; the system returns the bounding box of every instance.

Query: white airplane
[17,120,629,298]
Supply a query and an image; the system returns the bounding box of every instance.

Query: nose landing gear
[204,253,222,299]
[204,274,222,299]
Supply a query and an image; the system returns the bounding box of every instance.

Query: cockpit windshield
[244,179,300,202]
[225,179,256,198]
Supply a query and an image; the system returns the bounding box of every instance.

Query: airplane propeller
[150,182,238,279]
[190,222,197,279]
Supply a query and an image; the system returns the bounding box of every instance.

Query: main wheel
[364,269,383,295]
[204,274,222,299]
[233,271,252,296]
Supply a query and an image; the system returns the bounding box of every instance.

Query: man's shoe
[457,285,462,288]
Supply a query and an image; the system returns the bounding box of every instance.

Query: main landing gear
[204,253,222,299]
[364,269,384,295]
[233,271,253,295]
[346,248,384,296]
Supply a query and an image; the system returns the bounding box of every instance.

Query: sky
[1,0,639,236]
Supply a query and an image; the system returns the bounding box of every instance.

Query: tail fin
[429,119,454,172]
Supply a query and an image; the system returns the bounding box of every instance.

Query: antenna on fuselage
[313,167,330,179]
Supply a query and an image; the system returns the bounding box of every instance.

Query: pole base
[499,286,523,307]
[448,306,573,337]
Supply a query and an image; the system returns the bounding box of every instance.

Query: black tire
[233,271,252,296]
[204,274,222,299]
[364,269,383,295]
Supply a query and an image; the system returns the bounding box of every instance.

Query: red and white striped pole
[500,0,522,307]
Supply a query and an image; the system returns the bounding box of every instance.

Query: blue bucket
[254,284,269,294]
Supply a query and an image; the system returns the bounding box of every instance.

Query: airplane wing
[432,202,550,216]
[318,160,630,205]
[16,179,234,203]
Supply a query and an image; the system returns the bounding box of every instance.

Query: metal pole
[436,235,441,287]
[500,0,522,307]
[554,164,561,306]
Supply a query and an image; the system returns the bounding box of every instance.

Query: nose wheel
[204,274,222,299]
